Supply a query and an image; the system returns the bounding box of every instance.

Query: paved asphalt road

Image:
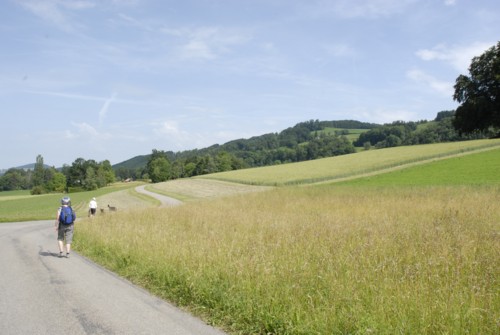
[0,220,226,335]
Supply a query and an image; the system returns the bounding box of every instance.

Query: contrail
[99,92,117,126]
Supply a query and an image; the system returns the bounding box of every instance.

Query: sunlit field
[75,185,500,334]
[202,139,500,185]
[336,147,500,187]
[146,178,273,202]
[73,142,500,334]
[0,182,145,222]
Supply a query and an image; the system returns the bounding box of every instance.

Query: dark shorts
[58,224,74,243]
[90,208,96,215]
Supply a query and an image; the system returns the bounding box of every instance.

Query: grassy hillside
[201,138,500,185]
[74,147,500,334]
[336,147,500,187]
[145,179,273,202]
[319,127,369,142]
[4,139,499,222]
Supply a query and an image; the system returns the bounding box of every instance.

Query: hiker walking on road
[89,197,97,217]
[55,197,76,258]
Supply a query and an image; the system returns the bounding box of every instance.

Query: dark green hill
[112,119,379,171]
[112,155,150,170]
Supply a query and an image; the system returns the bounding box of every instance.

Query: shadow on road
[38,248,60,258]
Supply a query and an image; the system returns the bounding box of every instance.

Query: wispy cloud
[416,42,494,72]
[306,0,417,19]
[166,26,250,61]
[17,0,95,32]
[323,43,357,58]
[72,122,112,140]
[99,92,117,126]
[152,120,202,149]
[22,89,166,108]
[407,69,454,96]
[353,107,417,124]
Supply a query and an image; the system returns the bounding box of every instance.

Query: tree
[146,150,171,183]
[84,166,98,190]
[32,154,45,188]
[99,160,116,185]
[0,169,29,191]
[453,42,500,135]
[49,171,67,192]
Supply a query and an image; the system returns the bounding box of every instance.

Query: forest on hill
[112,113,490,182]
[0,114,493,192]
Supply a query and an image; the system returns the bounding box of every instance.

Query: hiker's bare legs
[58,240,70,254]
[58,240,64,253]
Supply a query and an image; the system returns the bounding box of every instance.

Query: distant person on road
[89,197,97,217]
[55,197,76,258]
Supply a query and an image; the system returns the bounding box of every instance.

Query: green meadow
[320,127,369,142]
[2,139,499,334]
[336,147,500,187]
[201,138,500,185]
[0,181,146,222]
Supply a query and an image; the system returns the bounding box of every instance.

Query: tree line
[0,155,116,193]
[353,112,491,149]
[114,120,361,182]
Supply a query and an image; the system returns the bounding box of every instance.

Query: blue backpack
[59,206,76,225]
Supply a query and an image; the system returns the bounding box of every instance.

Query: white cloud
[152,120,208,150]
[416,42,494,72]
[17,0,95,32]
[407,69,454,96]
[323,44,357,58]
[312,0,417,19]
[72,122,112,140]
[352,107,417,124]
[170,26,249,61]
[444,0,456,6]
[154,121,182,136]
[179,40,216,60]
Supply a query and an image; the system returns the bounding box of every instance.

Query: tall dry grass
[75,185,500,334]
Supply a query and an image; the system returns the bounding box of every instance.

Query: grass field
[146,179,273,202]
[2,140,499,334]
[74,186,499,334]
[0,182,146,222]
[201,139,500,185]
[336,147,500,187]
[319,127,369,143]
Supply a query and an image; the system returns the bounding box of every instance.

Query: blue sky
[1,0,498,169]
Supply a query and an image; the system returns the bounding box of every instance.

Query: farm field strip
[147,178,273,202]
[201,139,500,185]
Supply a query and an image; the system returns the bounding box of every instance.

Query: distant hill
[112,155,150,171]
[0,163,51,176]
[112,119,380,171]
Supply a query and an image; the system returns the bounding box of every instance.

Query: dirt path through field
[135,185,183,207]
